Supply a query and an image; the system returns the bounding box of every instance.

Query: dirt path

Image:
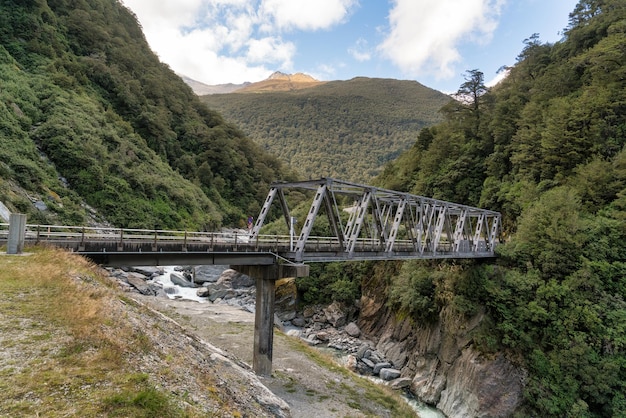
[136,296,417,418]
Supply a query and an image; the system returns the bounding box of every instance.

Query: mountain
[0,0,292,229]
[201,77,450,182]
[179,74,250,95]
[234,71,326,93]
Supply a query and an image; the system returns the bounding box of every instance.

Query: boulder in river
[170,272,196,288]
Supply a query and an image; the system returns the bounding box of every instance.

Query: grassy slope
[0,246,417,417]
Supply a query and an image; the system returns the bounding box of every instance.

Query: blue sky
[122,0,579,93]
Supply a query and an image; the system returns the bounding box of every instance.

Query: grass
[280,331,418,417]
[0,246,188,417]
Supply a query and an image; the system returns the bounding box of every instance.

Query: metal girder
[251,187,277,239]
[253,178,501,262]
[346,190,372,257]
[294,183,328,261]
[385,197,406,253]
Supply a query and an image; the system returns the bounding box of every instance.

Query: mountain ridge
[201,76,450,182]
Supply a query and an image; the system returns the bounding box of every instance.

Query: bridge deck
[0,223,495,266]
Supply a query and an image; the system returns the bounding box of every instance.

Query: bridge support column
[231,263,309,376]
[254,266,277,376]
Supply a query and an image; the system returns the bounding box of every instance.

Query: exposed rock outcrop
[359,275,525,418]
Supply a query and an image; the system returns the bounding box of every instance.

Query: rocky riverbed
[108,264,431,417]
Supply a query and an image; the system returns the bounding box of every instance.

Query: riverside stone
[390,377,412,390]
[170,272,196,288]
[373,362,392,375]
[361,358,375,368]
[131,266,163,277]
[193,265,226,283]
[217,269,255,288]
[323,301,347,328]
[125,273,156,295]
[196,287,210,297]
[345,321,361,337]
[379,368,401,381]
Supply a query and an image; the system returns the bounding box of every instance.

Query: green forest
[0,0,293,229]
[201,78,449,182]
[0,0,625,416]
[371,1,626,416]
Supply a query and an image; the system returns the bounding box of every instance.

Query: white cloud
[259,0,357,31]
[378,0,505,80]
[121,0,356,85]
[348,38,372,62]
[247,36,296,66]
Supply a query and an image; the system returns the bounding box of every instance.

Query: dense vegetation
[2,0,625,416]
[374,1,626,416]
[201,78,450,182]
[0,0,292,229]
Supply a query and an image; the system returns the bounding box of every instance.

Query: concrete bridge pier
[231,263,309,376]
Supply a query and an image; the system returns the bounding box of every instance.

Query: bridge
[1,178,501,375]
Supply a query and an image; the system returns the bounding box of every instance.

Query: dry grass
[0,246,187,417]
[281,332,418,417]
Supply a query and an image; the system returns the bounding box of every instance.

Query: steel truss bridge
[1,178,501,376]
[251,178,501,262]
[1,178,500,266]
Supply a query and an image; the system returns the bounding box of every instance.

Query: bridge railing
[0,223,487,262]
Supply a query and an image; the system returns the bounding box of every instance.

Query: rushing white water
[148,266,208,303]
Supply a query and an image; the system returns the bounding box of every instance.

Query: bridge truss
[251,178,501,262]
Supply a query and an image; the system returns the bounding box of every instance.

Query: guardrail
[0,223,493,263]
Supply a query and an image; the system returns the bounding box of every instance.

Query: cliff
[358,273,525,417]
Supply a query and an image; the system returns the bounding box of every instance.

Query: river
[149,266,446,417]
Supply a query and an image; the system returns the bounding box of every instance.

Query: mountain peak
[234,71,323,93]
[267,71,318,83]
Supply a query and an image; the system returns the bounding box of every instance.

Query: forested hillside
[0,0,291,229]
[201,77,449,182]
[375,1,626,416]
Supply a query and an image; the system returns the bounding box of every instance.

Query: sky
[121,0,579,93]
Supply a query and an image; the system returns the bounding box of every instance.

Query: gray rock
[196,287,210,297]
[373,362,392,375]
[170,272,196,288]
[380,368,401,381]
[344,322,361,337]
[303,306,317,318]
[356,344,369,359]
[390,377,412,390]
[218,269,255,288]
[125,273,155,295]
[323,301,347,328]
[34,200,48,211]
[368,351,383,364]
[193,265,226,283]
[164,287,178,295]
[131,266,163,277]
[291,316,306,327]
[361,358,375,368]
[277,310,296,322]
[208,288,235,302]
[315,331,330,342]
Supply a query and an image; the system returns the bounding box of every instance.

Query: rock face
[359,276,525,418]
